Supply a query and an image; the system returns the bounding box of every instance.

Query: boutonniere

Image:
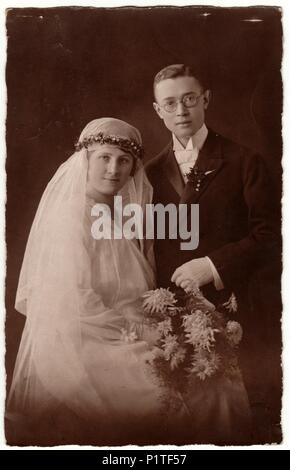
[185,166,216,192]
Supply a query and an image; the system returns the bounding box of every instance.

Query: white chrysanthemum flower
[223,293,238,313]
[226,321,243,345]
[157,318,173,337]
[152,347,165,359]
[170,347,187,370]
[142,288,177,314]
[189,351,221,380]
[182,311,219,351]
[120,328,138,344]
[145,347,165,365]
[161,334,179,360]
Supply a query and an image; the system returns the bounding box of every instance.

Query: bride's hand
[142,321,160,348]
[121,298,144,324]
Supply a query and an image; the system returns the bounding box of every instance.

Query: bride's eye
[119,157,130,165]
[100,155,110,162]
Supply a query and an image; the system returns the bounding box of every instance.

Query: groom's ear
[203,89,211,110]
[153,102,164,120]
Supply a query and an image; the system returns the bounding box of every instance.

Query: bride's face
[86,144,134,198]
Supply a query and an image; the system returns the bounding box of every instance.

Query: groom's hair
[153,64,209,99]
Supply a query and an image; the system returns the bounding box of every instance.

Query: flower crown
[74,132,144,159]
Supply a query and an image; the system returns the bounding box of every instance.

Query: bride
[7,118,169,445]
[6,117,251,446]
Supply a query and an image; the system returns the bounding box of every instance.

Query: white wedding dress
[6,156,189,445]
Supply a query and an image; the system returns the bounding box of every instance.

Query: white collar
[173,124,208,151]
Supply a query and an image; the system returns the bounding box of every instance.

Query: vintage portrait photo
[3,3,283,447]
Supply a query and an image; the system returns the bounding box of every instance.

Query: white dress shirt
[173,123,208,182]
[173,124,224,291]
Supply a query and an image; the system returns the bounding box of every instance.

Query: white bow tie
[175,148,198,165]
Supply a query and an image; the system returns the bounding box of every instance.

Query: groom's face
[153,76,210,142]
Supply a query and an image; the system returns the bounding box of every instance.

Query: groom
[145,64,279,414]
[146,64,277,300]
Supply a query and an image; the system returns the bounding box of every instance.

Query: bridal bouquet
[142,284,242,389]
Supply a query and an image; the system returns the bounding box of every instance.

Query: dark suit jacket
[145,129,279,304]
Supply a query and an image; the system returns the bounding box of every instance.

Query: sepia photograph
[4,4,283,447]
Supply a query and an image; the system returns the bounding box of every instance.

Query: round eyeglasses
[159,93,204,113]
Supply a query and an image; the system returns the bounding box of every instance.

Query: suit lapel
[162,144,185,197]
[179,130,225,204]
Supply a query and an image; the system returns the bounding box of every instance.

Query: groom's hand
[171,257,214,289]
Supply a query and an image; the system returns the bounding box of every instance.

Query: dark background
[5,6,283,435]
